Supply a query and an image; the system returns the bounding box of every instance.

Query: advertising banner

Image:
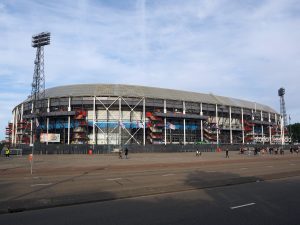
[40,133,60,143]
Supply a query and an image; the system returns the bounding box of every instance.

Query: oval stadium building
[7,84,285,147]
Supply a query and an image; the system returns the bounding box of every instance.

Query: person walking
[118,149,123,159]
[5,147,10,158]
[225,149,229,158]
[124,147,129,159]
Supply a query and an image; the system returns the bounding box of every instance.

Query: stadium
[6,83,287,150]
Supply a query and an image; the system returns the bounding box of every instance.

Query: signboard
[253,136,291,143]
[40,133,60,143]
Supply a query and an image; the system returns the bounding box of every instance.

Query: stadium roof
[29,84,277,113]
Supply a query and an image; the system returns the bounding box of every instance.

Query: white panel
[122,111,131,120]
[87,110,94,120]
[97,110,107,120]
[90,133,119,145]
[108,111,120,120]
[132,111,142,120]
[97,133,106,139]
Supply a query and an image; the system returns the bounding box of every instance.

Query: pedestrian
[124,147,129,159]
[269,147,272,154]
[118,149,123,159]
[5,147,10,158]
[240,147,243,154]
[225,149,229,158]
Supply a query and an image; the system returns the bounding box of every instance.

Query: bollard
[28,153,33,161]
[88,149,92,155]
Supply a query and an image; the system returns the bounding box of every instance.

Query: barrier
[1,148,22,156]
[12,143,293,155]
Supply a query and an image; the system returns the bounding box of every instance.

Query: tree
[288,123,300,143]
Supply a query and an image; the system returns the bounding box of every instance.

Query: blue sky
[0,0,300,140]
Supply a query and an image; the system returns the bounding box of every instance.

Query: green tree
[288,123,300,143]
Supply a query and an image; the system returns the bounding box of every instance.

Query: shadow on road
[1,169,299,225]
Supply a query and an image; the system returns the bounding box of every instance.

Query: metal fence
[12,143,293,155]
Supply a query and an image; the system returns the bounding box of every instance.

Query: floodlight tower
[278,87,287,127]
[29,32,50,174]
[31,32,50,107]
[31,32,50,142]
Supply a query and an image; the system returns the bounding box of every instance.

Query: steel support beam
[183,101,186,145]
[229,106,232,144]
[143,98,146,146]
[30,119,33,146]
[164,100,167,145]
[261,110,264,144]
[119,97,122,146]
[46,117,49,145]
[241,108,244,144]
[200,103,203,142]
[269,112,272,144]
[67,97,71,145]
[93,96,96,145]
[216,104,219,145]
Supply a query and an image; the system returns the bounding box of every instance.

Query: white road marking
[33,177,39,179]
[206,171,216,173]
[230,202,256,210]
[162,174,175,177]
[106,178,122,181]
[289,163,296,166]
[266,165,273,168]
[30,183,52,187]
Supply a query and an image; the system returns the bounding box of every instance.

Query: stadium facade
[6,84,287,147]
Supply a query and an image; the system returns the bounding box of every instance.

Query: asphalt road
[0,176,299,225]
[0,153,299,213]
